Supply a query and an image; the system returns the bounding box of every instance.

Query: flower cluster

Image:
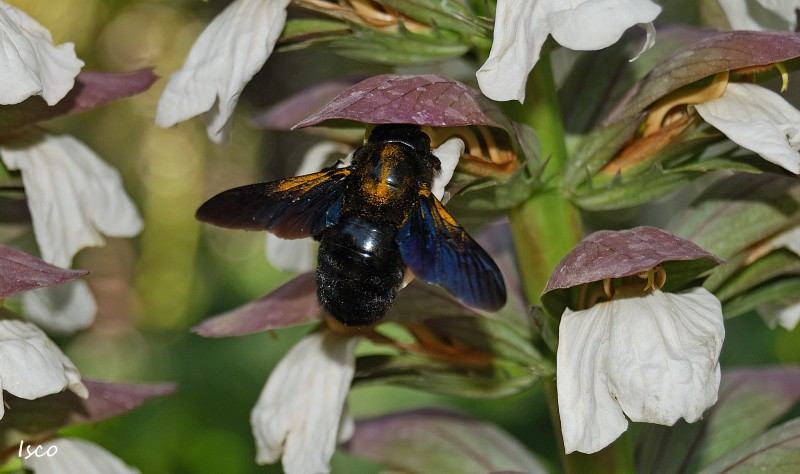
[159,0,800,473]
[0,2,171,472]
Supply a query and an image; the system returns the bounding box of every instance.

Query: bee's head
[368,124,431,154]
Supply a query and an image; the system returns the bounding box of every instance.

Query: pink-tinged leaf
[250,75,371,130]
[193,272,320,337]
[607,31,800,122]
[71,379,175,424]
[0,245,88,298]
[698,418,800,474]
[292,74,510,130]
[544,226,723,294]
[0,69,158,134]
[0,379,175,448]
[636,366,800,474]
[344,408,547,474]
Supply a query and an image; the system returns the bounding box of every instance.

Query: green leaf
[698,418,800,474]
[722,278,800,320]
[354,353,542,398]
[379,0,490,38]
[344,408,547,474]
[563,114,641,191]
[572,169,701,211]
[669,174,800,260]
[715,249,800,302]
[325,27,469,65]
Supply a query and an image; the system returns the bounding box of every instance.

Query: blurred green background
[8,0,800,472]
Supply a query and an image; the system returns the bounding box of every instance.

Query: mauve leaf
[0,69,157,134]
[606,31,800,122]
[192,272,319,337]
[0,379,175,449]
[698,418,800,474]
[343,408,547,474]
[249,75,370,130]
[0,245,88,298]
[636,366,800,474]
[292,74,510,130]
[543,226,723,294]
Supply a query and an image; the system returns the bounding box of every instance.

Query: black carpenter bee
[196,124,506,326]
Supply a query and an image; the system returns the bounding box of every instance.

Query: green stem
[508,56,619,473]
[508,55,581,306]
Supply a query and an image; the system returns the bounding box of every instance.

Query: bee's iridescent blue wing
[396,189,506,310]
[196,168,349,238]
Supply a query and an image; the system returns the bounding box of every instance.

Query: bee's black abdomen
[316,217,405,326]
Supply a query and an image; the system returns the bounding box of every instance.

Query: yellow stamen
[776,62,790,93]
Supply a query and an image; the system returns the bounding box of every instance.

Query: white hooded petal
[0,2,83,105]
[0,132,143,268]
[695,83,800,174]
[430,137,464,204]
[0,319,87,419]
[476,0,661,102]
[22,438,139,474]
[251,330,358,473]
[155,0,290,143]
[718,0,800,31]
[22,280,96,334]
[558,287,724,454]
[265,141,353,273]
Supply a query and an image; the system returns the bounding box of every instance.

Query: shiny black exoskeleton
[196,124,505,326]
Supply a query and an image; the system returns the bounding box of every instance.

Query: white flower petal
[718,0,800,31]
[22,280,96,334]
[0,319,87,418]
[758,302,800,331]
[476,0,661,102]
[251,330,358,473]
[22,438,139,474]
[266,234,317,273]
[0,132,143,268]
[430,137,464,204]
[0,2,83,105]
[155,0,290,143]
[695,82,800,174]
[558,287,724,454]
[557,300,629,454]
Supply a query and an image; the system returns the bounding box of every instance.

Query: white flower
[265,136,464,273]
[0,1,83,105]
[557,287,724,454]
[251,329,358,473]
[476,0,661,102]
[156,0,290,144]
[0,131,143,268]
[694,82,800,174]
[430,136,464,203]
[0,319,87,418]
[21,438,139,474]
[718,0,800,31]
[22,280,96,334]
